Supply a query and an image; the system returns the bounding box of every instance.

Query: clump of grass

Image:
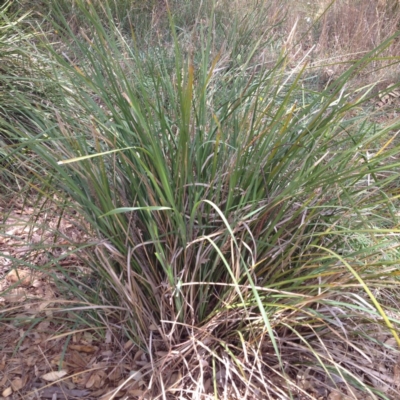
[0,2,42,194]
[3,0,400,398]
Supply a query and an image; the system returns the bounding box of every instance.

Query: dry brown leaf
[394,355,400,387]
[109,367,123,382]
[32,279,43,288]
[134,350,144,361]
[25,356,36,367]
[149,324,158,331]
[44,286,56,300]
[85,373,98,389]
[99,391,117,400]
[0,355,6,372]
[69,344,98,353]
[129,370,143,381]
[168,371,182,387]
[41,369,68,382]
[128,389,146,396]
[90,388,109,397]
[68,350,90,369]
[2,288,27,303]
[91,361,108,370]
[5,227,24,236]
[38,300,53,312]
[124,339,134,350]
[0,373,8,387]
[71,372,87,386]
[199,359,209,367]
[10,377,24,391]
[2,387,12,397]
[328,390,343,400]
[385,337,398,348]
[37,321,51,332]
[72,332,81,343]
[85,371,105,389]
[105,329,112,344]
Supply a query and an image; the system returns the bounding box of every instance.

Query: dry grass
[2,1,400,399]
[188,0,400,89]
[283,0,400,87]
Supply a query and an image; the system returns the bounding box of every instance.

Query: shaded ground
[0,201,145,399]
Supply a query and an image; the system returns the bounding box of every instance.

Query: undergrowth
[2,1,400,399]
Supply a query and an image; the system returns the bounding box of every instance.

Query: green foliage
[2,0,400,397]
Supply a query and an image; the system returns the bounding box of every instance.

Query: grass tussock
[2,0,400,399]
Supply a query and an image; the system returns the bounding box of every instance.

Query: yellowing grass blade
[312,245,400,348]
[57,146,137,165]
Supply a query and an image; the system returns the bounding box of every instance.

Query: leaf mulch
[1,197,400,400]
[0,198,151,400]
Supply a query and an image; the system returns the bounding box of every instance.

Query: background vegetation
[1,0,400,399]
